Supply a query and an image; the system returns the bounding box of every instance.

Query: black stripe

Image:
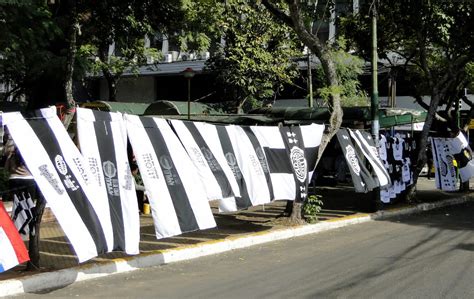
[263,148,293,173]
[28,118,108,254]
[279,126,307,202]
[182,121,234,198]
[140,117,198,233]
[337,129,375,192]
[431,139,443,188]
[91,110,125,252]
[241,127,274,200]
[215,125,252,210]
[356,131,390,180]
[305,146,319,173]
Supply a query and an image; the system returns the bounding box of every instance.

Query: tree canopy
[342,0,474,181]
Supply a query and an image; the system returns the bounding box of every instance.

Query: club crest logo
[55,155,68,175]
[159,155,173,170]
[345,145,361,176]
[290,146,307,183]
[102,161,117,178]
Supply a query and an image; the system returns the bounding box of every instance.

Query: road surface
[18,202,474,298]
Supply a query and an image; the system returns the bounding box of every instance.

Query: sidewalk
[0,177,471,296]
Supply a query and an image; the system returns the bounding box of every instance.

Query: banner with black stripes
[76,108,140,255]
[169,120,235,202]
[214,124,271,211]
[349,129,391,189]
[125,115,216,238]
[2,109,110,262]
[431,137,458,191]
[250,124,324,201]
[449,132,474,182]
[336,128,378,193]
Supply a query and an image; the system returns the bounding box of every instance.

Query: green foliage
[315,39,368,107]
[203,0,300,112]
[303,194,323,224]
[77,1,157,93]
[341,0,474,105]
[0,1,63,100]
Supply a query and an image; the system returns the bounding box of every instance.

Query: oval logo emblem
[102,161,117,178]
[55,155,68,175]
[290,146,307,183]
[225,152,237,166]
[159,155,173,170]
[345,145,361,176]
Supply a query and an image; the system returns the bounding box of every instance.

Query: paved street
[16,201,474,298]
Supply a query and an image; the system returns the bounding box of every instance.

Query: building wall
[99,76,156,103]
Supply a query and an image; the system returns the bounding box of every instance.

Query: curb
[1,195,471,297]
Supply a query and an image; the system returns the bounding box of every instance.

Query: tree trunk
[104,72,118,102]
[285,1,343,223]
[26,195,46,271]
[62,0,78,129]
[262,0,344,224]
[98,44,119,102]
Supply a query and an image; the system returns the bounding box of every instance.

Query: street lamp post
[182,67,195,120]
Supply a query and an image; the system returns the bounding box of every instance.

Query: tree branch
[261,0,293,27]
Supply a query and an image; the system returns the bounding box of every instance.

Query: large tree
[203,0,300,113]
[77,0,176,102]
[261,0,345,221]
[0,1,63,103]
[342,0,474,187]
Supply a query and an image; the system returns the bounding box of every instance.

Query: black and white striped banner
[3,109,110,262]
[125,115,216,238]
[250,124,324,201]
[349,129,391,188]
[212,125,271,211]
[76,108,140,255]
[169,120,235,202]
[449,132,474,182]
[336,128,378,193]
[431,137,457,191]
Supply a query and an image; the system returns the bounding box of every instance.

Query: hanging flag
[225,125,271,205]
[125,115,216,239]
[250,124,325,201]
[0,201,29,272]
[11,192,36,236]
[2,109,112,262]
[336,128,378,193]
[76,108,140,255]
[449,132,474,182]
[349,129,391,188]
[240,126,274,201]
[169,119,235,202]
[431,137,457,191]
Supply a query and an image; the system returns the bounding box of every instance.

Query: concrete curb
[1,195,471,297]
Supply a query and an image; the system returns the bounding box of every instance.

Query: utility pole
[307,51,314,108]
[371,2,381,211]
[371,5,379,147]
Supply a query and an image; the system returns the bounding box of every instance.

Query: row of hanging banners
[1,107,328,265]
[1,107,474,269]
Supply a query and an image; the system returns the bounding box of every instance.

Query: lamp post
[182,67,195,120]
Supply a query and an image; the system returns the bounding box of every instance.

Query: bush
[303,194,323,224]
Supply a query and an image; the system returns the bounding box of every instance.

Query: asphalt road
[18,202,474,298]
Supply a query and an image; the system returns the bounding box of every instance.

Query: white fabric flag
[76,108,140,255]
[125,115,216,239]
[2,109,110,262]
[431,137,458,191]
[169,119,234,202]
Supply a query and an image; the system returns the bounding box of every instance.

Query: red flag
[0,201,29,272]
